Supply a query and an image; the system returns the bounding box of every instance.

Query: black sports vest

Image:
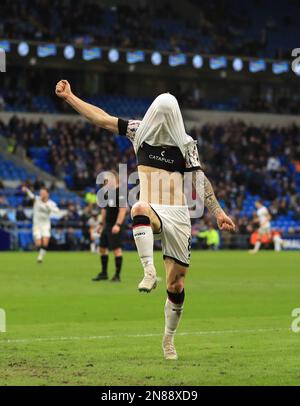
[136,142,186,173]
[117,118,201,173]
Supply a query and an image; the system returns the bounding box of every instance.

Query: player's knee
[100,247,108,255]
[167,280,185,294]
[154,93,178,115]
[131,201,150,218]
[114,248,122,256]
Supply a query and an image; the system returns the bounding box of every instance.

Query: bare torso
[138,165,186,206]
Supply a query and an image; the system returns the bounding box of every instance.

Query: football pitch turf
[0,251,299,386]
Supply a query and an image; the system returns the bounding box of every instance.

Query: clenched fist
[55,80,72,99]
[216,211,236,232]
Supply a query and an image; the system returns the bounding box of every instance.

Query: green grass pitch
[0,251,299,386]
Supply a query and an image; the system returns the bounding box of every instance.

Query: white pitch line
[0,327,290,345]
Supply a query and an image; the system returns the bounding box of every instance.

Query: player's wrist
[214,208,225,219]
[64,92,74,103]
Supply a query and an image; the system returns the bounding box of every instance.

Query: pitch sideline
[0,327,289,345]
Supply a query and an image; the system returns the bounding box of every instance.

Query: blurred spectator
[267,156,281,172]
[197,224,220,250]
[16,206,27,221]
[0,195,9,208]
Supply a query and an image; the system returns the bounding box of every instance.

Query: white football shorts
[33,223,51,240]
[258,225,271,236]
[150,204,191,267]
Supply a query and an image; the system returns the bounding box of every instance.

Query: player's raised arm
[22,186,35,200]
[55,80,118,133]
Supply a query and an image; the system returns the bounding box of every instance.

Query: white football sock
[164,298,184,337]
[39,248,46,259]
[133,224,154,272]
[253,241,261,252]
[273,235,282,252]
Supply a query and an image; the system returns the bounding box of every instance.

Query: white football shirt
[32,197,59,226]
[257,206,270,228]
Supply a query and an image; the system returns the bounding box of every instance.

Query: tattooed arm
[194,172,236,232]
[203,175,223,217]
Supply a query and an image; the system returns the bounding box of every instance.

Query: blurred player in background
[22,186,60,263]
[55,79,235,360]
[92,171,127,282]
[249,200,274,254]
[88,211,101,253]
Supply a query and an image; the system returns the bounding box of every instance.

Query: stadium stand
[0,155,36,182]
[1,114,300,250]
[1,91,300,116]
[0,91,153,116]
[1,0,299,251]
[1,0,299,58]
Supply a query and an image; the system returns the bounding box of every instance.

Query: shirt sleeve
[185,141,202,172]
[47,201,60,214]
[117,119,141,142]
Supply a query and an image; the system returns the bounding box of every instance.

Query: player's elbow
[153,93,178,115]
[95,115,117,133]
[91,115,106,128]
